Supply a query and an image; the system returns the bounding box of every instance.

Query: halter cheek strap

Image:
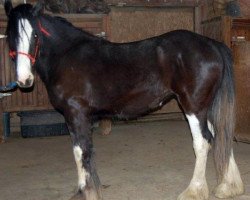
[9,20,50,65]
[38,20,51,37]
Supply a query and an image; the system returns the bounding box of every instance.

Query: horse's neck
[43,27,82,52]
[36,18,88,83]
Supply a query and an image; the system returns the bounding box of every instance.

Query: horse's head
[4,0,44,88]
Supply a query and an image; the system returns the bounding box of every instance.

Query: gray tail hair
[208,43,236,180]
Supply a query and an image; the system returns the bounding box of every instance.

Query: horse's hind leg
[64,103,102,200]
[207,118,244,197]
[178,112,211,200]
[214,150,244,198]
[208,121,244,199]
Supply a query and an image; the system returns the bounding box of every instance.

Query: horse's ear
[4,0,13,17]
[32,1,45,16]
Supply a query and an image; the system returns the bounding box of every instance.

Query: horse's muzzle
[17,76,34,88]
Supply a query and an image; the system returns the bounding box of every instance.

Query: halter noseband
[9,20,50,65]
[9,39,39,65]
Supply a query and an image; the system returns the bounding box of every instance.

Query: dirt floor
[0,120,249,200]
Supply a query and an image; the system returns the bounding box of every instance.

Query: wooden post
[194,5,202,34]
[221,16,232,47]
[0,101,4,143]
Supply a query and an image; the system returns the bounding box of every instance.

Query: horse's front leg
[65,106,102,200]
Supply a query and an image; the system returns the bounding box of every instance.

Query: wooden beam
[107,0,200,7]
[0,104,4,143]
[221,16,232,47]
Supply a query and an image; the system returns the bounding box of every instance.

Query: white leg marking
[214,150,244,198]
[73,145,89,190]
[178,114,209,200]
[17,19,34,84]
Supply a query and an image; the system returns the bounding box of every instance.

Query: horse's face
[4,1,43,88]
[8,16,35,88]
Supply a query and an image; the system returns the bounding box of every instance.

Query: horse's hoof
[69,188,101,200]
[177,183,209,200]
[99,120,112,136]
[214,182,244,199]
[69,192,84,200]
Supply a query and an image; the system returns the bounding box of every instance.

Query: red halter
[9,39,40,65]
[9,20,50,65]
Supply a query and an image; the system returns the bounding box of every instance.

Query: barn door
[233,41,250,143]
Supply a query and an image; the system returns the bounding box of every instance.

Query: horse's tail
[208,43,236,180]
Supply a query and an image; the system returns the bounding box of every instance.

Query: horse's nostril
[25,78,33,86]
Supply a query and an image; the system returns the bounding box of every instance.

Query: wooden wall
[109,7,194,42]
[233,41,250,142]
[201,17,231,47]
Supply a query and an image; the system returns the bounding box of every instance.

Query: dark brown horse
[4,1,244,199]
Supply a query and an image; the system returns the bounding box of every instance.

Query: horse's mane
[45,15,102,42]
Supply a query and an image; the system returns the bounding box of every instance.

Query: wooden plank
[201,16,232,47]
[201,17,223,42]
[105,15,112,40]
[221,16,232,47]
[233,41,250,142]
[0,103,4,143]
[106,0,200,7]
[4,105,53,113]
[232,18,250,29]
[109,7,194,43]
[195,5,202,34]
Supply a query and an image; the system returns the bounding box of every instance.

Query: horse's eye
[34,34,38,38]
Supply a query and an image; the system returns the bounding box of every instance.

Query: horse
[4,1,244,200]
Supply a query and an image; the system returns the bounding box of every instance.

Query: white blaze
[17,18,34,85]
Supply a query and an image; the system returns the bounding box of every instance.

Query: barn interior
[0,0,249,200]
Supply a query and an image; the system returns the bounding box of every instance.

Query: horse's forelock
[6,14,19,50]
[6,3,37,49]
[7,17,33,49]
